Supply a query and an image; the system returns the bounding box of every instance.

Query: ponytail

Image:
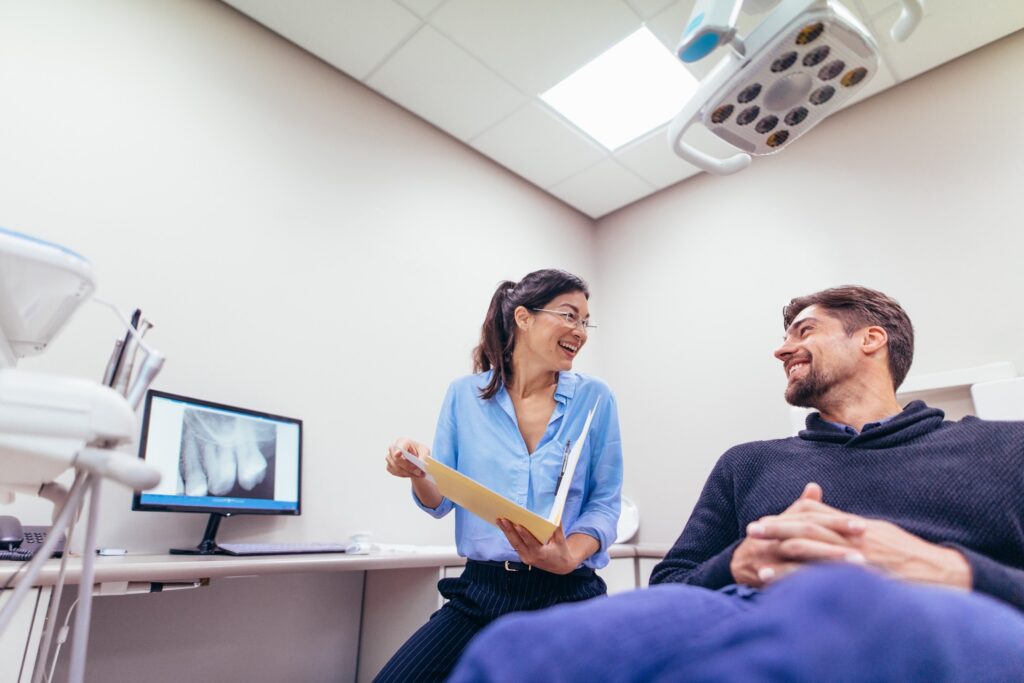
[473,280,516,400]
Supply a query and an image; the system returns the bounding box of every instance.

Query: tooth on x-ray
[181,430,209,497]
[179,409,273,496]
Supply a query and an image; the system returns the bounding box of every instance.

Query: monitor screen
[133,390,301,515]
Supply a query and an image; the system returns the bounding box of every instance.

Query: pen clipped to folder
[554,439,571,497]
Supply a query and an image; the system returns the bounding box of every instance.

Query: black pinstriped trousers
[373,560,607,682]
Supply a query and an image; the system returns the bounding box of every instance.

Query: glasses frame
[531,308,596,331]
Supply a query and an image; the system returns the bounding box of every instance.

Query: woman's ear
[513,305,532,331]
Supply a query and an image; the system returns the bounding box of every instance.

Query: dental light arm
[891,1,923,43]
[676,0,746,63]
[670,0,923,175]
[0,227,164,683]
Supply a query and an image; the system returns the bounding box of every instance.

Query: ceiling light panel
[430,0,640,94]
[541,28,699,150]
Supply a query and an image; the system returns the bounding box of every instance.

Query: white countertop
[1,543,660,587]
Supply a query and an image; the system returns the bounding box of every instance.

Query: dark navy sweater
[650,401,1024,611]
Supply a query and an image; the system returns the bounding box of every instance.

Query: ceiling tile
[614,124,701,189]
[223,0,422,80]
[395,0,447,19]
[548,159,655,218]
[367,26,528,141]
[430,0,642,93]
[624,0,679,20]
[470,103,608,189]
[872,0,1024,81]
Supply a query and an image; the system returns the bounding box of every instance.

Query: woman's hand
[385,438,443,509]
[497,521,598,575]
[385,438,431,479]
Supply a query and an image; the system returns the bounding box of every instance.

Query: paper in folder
[402,401,598,544]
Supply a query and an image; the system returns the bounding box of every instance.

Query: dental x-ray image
[178,408,277,499]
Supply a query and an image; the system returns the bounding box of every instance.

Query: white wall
[594,30,1024,544]
[0,0,597,552]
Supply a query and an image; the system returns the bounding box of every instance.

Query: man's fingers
[776,537,867,563]
[801,482,823,502]
[756,562,804,585]
[748,515,866,544]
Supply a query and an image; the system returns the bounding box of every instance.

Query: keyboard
[217,542,347,556]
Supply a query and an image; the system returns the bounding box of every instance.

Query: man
[449,286,1024,682]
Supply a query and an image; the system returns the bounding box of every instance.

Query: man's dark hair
[782,285,915,390]
[473,269,589,400]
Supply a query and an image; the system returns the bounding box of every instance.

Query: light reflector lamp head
[668,0,922,174]
[0,227,95,366]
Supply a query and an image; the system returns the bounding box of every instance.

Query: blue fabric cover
[451,564,1024,682]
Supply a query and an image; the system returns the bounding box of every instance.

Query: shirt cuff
[411,488,452,518]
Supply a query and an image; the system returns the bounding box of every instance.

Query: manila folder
[425,460,558,544]
[403,401,598,545]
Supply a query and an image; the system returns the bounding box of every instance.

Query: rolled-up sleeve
[567,392,623,558]
[412,384,458,518]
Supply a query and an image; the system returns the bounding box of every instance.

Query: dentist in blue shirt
[376,268,623,682]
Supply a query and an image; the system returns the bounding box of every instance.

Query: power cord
[45,597,79,683]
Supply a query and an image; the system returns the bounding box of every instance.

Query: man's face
[774,305,861,408]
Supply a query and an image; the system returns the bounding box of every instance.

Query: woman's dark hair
[473,269,589,399]
[782,285,915,390]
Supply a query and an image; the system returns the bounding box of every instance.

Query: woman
[376,268,623,682]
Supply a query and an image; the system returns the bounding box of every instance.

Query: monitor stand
[169,512,231,555]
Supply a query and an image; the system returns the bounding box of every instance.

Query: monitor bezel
[132,389,303,516]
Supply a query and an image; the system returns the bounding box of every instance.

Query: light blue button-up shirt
[414,370,623,569]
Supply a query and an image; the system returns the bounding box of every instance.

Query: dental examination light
[0,227,164,683]
[668,0,923,174]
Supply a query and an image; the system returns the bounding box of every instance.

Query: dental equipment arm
[0,227,164,683]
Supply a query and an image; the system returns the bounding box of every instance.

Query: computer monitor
[132,389,302,554]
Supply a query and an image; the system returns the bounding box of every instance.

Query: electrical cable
[44,597,79,683]
[67,476,101,683]
[0,473,88,634]
[32,481,84,683]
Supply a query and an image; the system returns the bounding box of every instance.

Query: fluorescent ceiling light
[541,28,699,151]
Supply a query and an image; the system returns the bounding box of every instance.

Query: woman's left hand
[497,520,581,575]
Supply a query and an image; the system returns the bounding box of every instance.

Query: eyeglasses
[531,308,596,331]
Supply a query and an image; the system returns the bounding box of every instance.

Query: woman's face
[515,290,590,373]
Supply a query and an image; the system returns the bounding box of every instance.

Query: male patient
[450,285,1024,682]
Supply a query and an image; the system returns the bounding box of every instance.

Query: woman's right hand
[385,438,431,479]
[386,438,443,509]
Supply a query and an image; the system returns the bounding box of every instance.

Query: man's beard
[785,363,835,408]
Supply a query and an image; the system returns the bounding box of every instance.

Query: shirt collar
[493,371,576,420]
[554,372,577,402]
[822,412,898,436]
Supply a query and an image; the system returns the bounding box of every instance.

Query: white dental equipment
[0,227,164,683]
[668,0,923,174]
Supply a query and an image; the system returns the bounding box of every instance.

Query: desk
[2,544,662,682]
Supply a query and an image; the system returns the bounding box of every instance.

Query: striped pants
[373,560,607,682]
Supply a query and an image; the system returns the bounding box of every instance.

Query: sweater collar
[798,400,946,448]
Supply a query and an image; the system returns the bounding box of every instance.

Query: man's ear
[861,325,888,355]
[513,305,531,331]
